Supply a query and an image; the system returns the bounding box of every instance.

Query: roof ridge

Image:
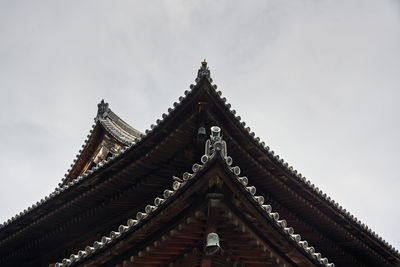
[60,99,141,185]
[207,87,400,256]
[1,62,397,262]
[96,99,141,137]
[0,74,205,232]
[55,126,334,267]
[0,114,140,235]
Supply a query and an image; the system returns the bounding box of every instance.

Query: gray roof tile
[55,127,335,267]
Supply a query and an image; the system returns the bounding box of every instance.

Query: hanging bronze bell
[205,232,220,255]
[197,126,206,138]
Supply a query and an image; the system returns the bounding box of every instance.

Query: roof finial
[96,99,109,120]
[196,59,212,83]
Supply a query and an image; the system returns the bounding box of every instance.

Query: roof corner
[96,99,110,121]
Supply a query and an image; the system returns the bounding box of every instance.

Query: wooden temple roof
[0,61,399,266]
[54,147,334,267]
[60,99,142,185]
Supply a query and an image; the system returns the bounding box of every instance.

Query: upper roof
[0,61,398,266]
[60,99,142,185]
[95,99,141,145]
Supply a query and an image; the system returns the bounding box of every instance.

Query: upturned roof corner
[58,100,142,186]
[96,99,110,121]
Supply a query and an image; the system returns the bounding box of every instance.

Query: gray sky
[1,0,399,250]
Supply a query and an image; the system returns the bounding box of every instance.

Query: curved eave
[61,122,103,185]
[97,109,141,146]
[0,109,141,233]
[0,81,203,257]
[183,77,400,262]
[56,153,334,267]
[106,109,142,139]
[0,73,398,265]
[62,107,141,186]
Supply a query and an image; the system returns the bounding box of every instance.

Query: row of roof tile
[1,66,397,261]
[55,140,334,267]
[216,91,399,256]
[0,104,142,232]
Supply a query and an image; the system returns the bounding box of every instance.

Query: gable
[0,62,398,266]
[62,100,141,185]
[55,129,333,266]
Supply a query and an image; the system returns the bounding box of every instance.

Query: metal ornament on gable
[201,126,233,166]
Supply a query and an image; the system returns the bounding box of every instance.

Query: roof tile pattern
[58,100,140,186]
[218,100,400,256]
[96,99,141,145]
[1,62,398,262]
[55,127,335,267]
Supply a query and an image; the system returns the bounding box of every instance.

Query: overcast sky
[1,0,399,250]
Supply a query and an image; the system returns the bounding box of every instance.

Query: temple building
[0,62,399,266]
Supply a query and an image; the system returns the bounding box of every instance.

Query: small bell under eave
[205,232,220,255]
[197,126,206,138]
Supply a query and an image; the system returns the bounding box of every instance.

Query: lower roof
[55,143,334,267]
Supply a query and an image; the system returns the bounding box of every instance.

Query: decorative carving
[97,99,110,119]
[205,126,226,156]
[196,60,212,83]
[202,126,232,165]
